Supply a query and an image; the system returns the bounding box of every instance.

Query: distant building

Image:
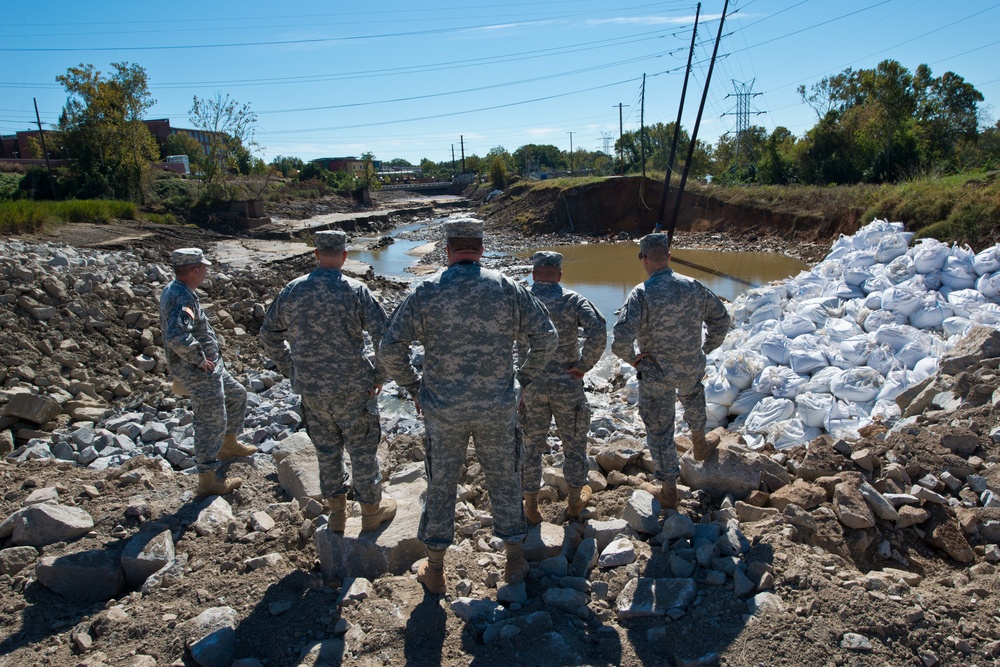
[310,156,382,175]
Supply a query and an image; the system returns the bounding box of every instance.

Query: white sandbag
[853,219,901,249]
[824,399,867,439]
[874,232,910,263]
[749,301,784,325]
[877,369,913,402]
[947,289,988,317]
[799,366,843,394]
[970,304,1000,327]
[881,285,922,317]
[827,234,858,259]
[916,269,943,291]
[767,418,822,451]
[972,245,1000,275]
[832,281,866,300]
[910,238,951,273]
[729,389,770,416]
[839,335,875,366]
[795,392,834,428]
[874,324,920,352]
[862,273,894,295]
[843,249,877,270]
[863,291,883,310]
[867,344,903,376]
[941,316,973,338]
[824,317,864,342]
[843,267,873,287]
[826,346,856,370]
[883,255,917,284]
[831,366,884,402]
[753,366,809,399]
[869,399,901,422]
[942,254,977,289]
[976,271,1000,302]
[789,347,829,374]
[863,309,906,333]
[758,333,792,365]
[705,401,729,428]
[744,287,784,314]
[780,314,817,339]
[721,351,765,391]
[912,356,939,381]
[744,397,796,434]
[704,373,737,407]
[908,294,953,330]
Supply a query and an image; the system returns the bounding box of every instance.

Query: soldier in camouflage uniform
[259,230,396,533]
[159,248,256,497]
[378,218,558,594]
[519,251,606,523]
[611,234,730,509]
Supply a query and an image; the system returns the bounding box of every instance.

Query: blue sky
[3,0,999,166]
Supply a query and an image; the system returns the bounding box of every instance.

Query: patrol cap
[443,218,484,240]
[171,247,211,267]
[531,251,563,269]
[639,233,670,254]
[314,230,347,252]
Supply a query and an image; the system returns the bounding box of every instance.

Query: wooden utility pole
[666,0,729,249]
[640,74,646,178]
[617,103,627,176]
[567,131,574,174]
[33,98,57,199]
[460,135,466,173]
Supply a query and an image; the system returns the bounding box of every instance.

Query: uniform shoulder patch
[182,306,196,319]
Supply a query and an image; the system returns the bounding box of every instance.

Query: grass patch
[141,212,180,225]
[0,173,22,200]
[0,199,138,235]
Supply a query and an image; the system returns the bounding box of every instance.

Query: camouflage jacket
[159,279,223,380]
[378,262,558,416]
[259,267,388,396]
[521,281,606,385]
[612,267,730,387]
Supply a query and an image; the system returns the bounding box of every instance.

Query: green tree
[269,155,304,178]
[161,131,204,171]
[486,146,514,189]
[56,62,159,201]
[359,151,381,190]
[512,144,566,173]
[189,92,260,199]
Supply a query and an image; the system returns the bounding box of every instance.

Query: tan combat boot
[503,541,530,584]
[327,495,347,533]
[219,434,257,460]
[196,471,243,497]
[523,491,542,525]
[690,431,720,461]
[360,498,397,532]
[639,478,678,510]
[567,485,592,521]
[417,547,447,595]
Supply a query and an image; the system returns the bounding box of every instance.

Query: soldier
[259,230,396,533]
[611,234,730,509]
[519,251,606,523]
[378,218,558,595]
[159,247,256,497]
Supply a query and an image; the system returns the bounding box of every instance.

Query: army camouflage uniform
[259,266,389,504]
[160,279,247,473]
[378,259,558,550]
[519,280,606,492]
[612,266,729,481]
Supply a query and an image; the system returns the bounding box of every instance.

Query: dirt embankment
[480,177,862,258]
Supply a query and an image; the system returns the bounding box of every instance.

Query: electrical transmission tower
[599,132,614,156]
[722,79,764,170]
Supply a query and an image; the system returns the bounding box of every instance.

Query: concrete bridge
[381,181,459,196]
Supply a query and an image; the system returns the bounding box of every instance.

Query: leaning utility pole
[666,0,728,250]
[640,74,646,178]
[33,98,57,199]
[460,135,466,173]
[656,2,700,232]
[567,131,574,174]
[616,103,628,176]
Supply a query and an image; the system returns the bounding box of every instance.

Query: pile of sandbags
[705,220,1000,449]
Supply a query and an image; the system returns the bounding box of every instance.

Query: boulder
[36,549,125,601]
[615,577,696,619]
[2,392,62,424]
[121,526,176,588]
[833,481,875,530]
[768,480,825,511]
[8,503,94,547]
[182,607,238,667]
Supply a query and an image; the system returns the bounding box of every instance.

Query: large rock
[36,549,125,601]
[622,489,661,535]
[182,607,238,667]
[192,497,236,536]
[316,479,426,581]
[615,577,697,619]
[679,443,778,499]
[274,433,322,501]
[121,526,176,588]
[833,481,875,529]
[768,480,825,511]
[858,482,899,522]
[584,518,630,552]
[923,506,975,563]
[2,392,62,424]
[522,521,567,561]
[0,545,39,575]
[8,503,94,547]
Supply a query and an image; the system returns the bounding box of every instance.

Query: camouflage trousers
[420,408,527,550]
[183,370,248,473]
[519,380,591,491]
[637,377,706,482]
[301,391,383,505]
